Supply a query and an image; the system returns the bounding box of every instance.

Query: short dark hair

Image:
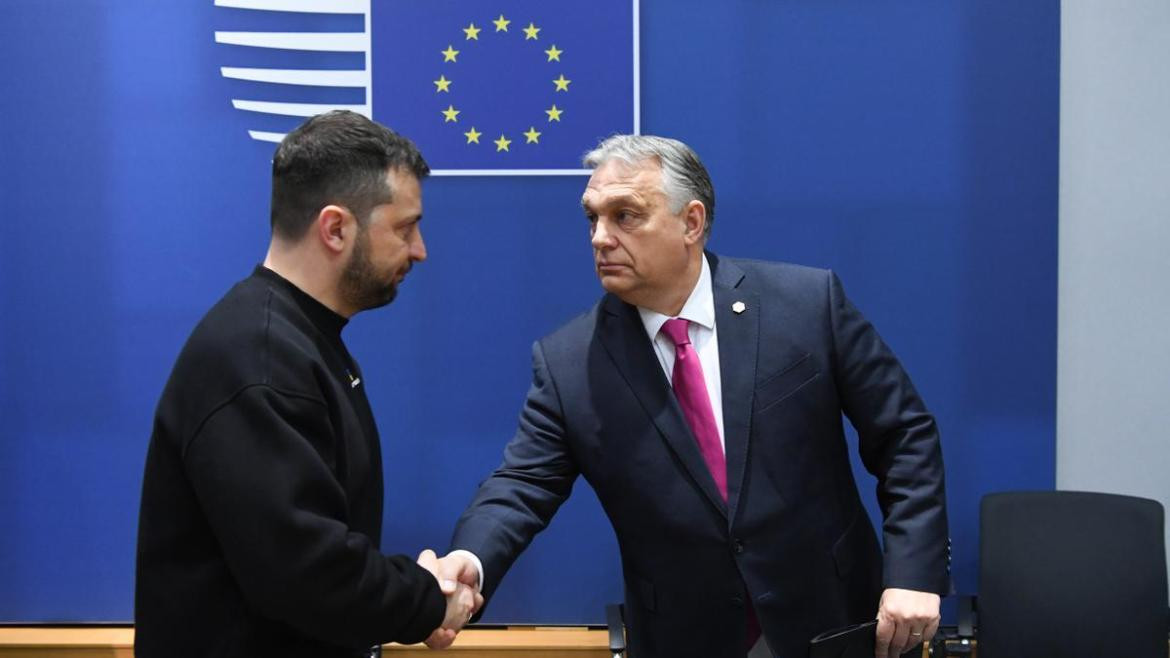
[270,111,429,240]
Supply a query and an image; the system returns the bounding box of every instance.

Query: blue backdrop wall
[0,1,1058,624]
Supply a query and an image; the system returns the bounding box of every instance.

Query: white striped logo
[215,0,372,144]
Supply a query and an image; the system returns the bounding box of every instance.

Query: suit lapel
[709,254,759,527]
[597,294,729,518]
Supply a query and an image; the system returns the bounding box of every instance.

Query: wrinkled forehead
[582,157,665,206]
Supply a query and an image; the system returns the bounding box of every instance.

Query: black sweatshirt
[135,266,444,658]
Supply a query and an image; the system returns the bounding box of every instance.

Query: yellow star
[545,104,563,122]
[523,23,540,40]
[433,75,452,93]
[544,44,563,62]
[441,45,459,62]
[441,105,460,123]
[492,14,510,32]
[463,23,481,40]
[464,127,481,144]
[494,134,512,152]
[552,74,571,92]
[523,127,541,144]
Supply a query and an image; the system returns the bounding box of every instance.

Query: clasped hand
[415,550,483,650]
[874,587,941,657]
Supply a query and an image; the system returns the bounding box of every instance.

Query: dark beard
[339,229,398,312]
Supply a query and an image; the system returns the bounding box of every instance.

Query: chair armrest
[956,594,976,640]
[605,603,626,657]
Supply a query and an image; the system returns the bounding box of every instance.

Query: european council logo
[214,0,640,175]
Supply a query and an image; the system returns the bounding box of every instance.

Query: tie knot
[661,318,691,347]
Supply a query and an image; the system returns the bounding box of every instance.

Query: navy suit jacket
[452,254,950,658]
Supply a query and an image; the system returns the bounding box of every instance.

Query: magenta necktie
[662,318,762,650]
[660,318,727,500]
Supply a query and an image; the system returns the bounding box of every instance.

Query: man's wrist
[447,549,484,592]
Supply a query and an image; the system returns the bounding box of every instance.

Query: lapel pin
[732,301,747,314]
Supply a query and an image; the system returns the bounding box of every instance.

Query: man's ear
[682,200,707,245]
[315,205,353,255]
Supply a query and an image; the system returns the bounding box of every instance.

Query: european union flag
[371,1,638,175]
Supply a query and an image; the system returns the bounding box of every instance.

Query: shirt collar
[637,254,715,340]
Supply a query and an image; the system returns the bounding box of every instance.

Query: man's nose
[591,218,616,249]
[411,232,427,262]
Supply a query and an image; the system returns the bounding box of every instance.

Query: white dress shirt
[636,254,725,452]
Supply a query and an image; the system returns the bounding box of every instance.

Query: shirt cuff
[448,549,484,592]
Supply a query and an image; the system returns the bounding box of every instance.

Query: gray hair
[583,135,715,238]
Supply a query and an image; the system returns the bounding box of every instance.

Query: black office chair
[971,491,1169,657]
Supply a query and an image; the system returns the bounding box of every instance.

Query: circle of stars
[433,14,572,155]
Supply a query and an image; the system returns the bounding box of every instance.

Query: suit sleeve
[826,271,952,595]
[182,384,446,648]
[450,340,580,605]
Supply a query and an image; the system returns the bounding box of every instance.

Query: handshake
[415,550,484,650]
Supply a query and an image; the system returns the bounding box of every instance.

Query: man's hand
[435,551,481,591]
[416,550,483,650]
[874,588,940,657]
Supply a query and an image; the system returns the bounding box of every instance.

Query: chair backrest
[978,491,1168,658]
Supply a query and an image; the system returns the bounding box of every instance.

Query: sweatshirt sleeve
[182,383,446,647]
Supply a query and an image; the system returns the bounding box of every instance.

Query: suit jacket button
[730,596,744,608]
[733,539,745,555]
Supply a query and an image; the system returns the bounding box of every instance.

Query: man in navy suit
[432,136,950,657]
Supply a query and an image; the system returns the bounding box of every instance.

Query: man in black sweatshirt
[135,111,478,657]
